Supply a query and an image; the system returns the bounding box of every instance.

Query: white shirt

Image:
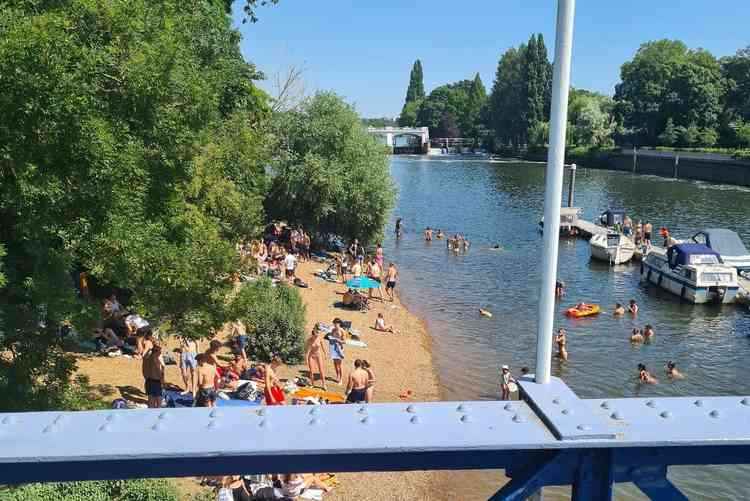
[284,253,297,271]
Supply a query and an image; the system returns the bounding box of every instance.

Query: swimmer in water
[638,363,658,384]
[628,299,639,315]
[630,328,644,343]
[613,303,625,316]
[643,324,655,339]
[666,361,684,379]
[554,328,568,361]
[555,280,565,297]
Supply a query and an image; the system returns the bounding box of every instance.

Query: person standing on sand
[366,257,384,301]
[554,328,568,361]
[328,319,346,384]
[363,360,376,403]
[195,354,217,408]
[345,359,369,403]
[264,355,286,405]
[178,336,198,396]
[351,256,363,278]
[500,365,515,400]
[305,324,328,390]
[142,344,165,408]
[385,262,399,302]
[375,243,385,269]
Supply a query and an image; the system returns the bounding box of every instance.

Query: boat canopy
[600,209,626,226]
[693,229,750,257]
[667,243,722,269]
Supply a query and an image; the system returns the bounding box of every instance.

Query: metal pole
[535,0,576,384]
[567,163,577,208]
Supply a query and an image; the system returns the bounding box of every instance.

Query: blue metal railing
[2,376,749,500]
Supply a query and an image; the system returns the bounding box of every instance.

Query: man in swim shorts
[346,359,369,403]
[142,344,165,408]
[195,354,217,407]
[385,262,398,302]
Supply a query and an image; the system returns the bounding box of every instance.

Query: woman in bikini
[554,328,568,361]
[363,360,376,403]
[305,324,328,390]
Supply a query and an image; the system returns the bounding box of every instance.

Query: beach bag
[235,382,259,401]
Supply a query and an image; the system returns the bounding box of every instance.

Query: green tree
[0,479,179,501]
[230,279,306,363]
[568,89,615,148]
[614,40,724,144]
[658,118,678,146]
[0,0,271,409]
[398,60,425,126]
[487,46,526,146]
[266,92,395,244]
[465,73,488,139]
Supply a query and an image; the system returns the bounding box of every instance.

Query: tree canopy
[266,92,395,244]
[398,60,425,126]
[485,34,551,147]
[614,40,724,146]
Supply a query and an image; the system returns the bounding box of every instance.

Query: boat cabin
[599,209,626,227]
[667,244,721,269]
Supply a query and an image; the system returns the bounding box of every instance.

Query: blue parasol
[345,276,380,290]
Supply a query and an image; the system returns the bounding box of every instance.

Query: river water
[382,156,750,500]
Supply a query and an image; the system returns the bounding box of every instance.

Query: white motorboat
[590,232,636,265]
[640,243,739,303]
[690,228,750,274]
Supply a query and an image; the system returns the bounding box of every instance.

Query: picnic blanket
[164,389,261,408]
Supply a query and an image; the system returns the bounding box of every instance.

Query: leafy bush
[230,279,306,363]
[266,92,395,245]
[0,479,179,501]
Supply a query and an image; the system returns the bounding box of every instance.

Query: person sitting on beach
[613,303,626,316]
[424,227,433,241]
[630,328,645,343]
[345,359,369,403]
[638,363,658,384]
[280,474,331,499]
[374,312,397,333]
[554,328,568,361]
[628,299,639,315]
[666,361,685,379]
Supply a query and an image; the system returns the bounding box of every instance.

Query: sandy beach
[75,258,443,500]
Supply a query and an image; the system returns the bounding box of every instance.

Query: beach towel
[163,389,260,408]
[345,339,367,348]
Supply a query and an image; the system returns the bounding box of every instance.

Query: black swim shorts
[144,378,163,397]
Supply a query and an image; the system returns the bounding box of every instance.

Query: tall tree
[614,40,724,145]
[398,60,425,126]
[465,73,487,139]
[406,60,425,103]
[486,46,526,147]
[0,0,272,410]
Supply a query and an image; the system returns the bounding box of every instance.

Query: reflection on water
[383,157,750,500]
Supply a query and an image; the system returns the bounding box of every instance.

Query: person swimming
[666,361,684,379]
[613,303,625,316]
[638,363,658,384]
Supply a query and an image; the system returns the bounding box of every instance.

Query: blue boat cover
[700,229,750,257]
[667,243,721,268]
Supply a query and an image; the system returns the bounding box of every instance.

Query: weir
[3,1,750,500]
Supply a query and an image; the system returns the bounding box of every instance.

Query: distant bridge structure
[367,126,429,154]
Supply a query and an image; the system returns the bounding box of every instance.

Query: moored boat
[640,243,739,304]
[690,228,750,274]
[590,232,636,265]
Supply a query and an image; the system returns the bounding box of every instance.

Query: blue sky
[233,1,750,117]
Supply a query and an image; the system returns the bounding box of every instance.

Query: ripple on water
[385,157,750,500]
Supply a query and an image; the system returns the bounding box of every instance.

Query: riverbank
[75,258,442,500]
